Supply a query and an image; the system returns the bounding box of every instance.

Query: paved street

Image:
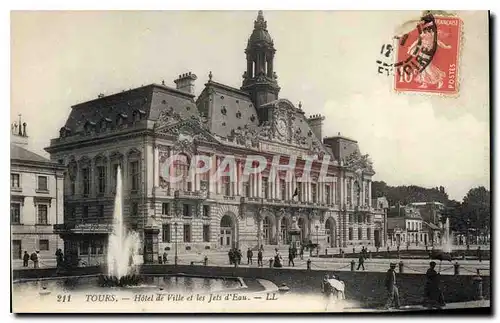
[13,245,490,276]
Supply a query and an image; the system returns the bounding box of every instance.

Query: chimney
[174,72,198,94]
[11,117,28,147]
[307,114,325,140]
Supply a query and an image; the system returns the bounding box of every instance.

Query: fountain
[441,217,453,253]
[102,166,141,287]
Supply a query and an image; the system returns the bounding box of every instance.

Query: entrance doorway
[220,214,234,247]
[374,229,381,247]
[325,218,336,247]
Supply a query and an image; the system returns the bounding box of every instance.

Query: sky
[10,10,489,201]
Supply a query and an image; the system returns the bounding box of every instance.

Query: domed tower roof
[247,11,274,48]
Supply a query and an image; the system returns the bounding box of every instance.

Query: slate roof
[11,144,62,168]
[197,80,259,138]
[61,84,196,135]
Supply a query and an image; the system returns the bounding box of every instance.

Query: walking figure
[23,251,29,267]
[357,254,365,271]
[257,249,263,267]
[424,261,445,308]
[288,247,295,267]
[247,248,253,265]
[384,263,400,310]
[273,248,283,268]
[30,251,39,269]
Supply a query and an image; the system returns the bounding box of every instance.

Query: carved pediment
[344,150,375,177]
[228,124,259,148]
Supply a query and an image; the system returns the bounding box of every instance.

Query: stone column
[257,173,262,198]
[215,156,221,195]
[232,160,237,196]
[154,146,160,187]
[368,180,372,207]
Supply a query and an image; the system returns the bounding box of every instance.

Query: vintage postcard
[10,10,490,314]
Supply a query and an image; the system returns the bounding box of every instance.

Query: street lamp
[174,222,178,266]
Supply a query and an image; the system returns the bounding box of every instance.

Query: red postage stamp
[394,15,462,95]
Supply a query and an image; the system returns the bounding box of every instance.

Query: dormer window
[59,127,71,138]
[116,113,127,127]
[236,111,242,119]
[221,107,227,115]
[250,115,256,122]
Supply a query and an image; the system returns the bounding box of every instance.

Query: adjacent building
[387,205,429,247]
[11,119,65,266]
[46,11,388,264]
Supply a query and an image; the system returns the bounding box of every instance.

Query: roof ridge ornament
[254,10,267,30]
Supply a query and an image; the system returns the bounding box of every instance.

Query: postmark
[394,15,462,95]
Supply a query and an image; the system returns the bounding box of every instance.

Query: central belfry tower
[241,11,281,122]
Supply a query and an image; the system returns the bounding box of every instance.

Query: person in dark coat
[273,248,282,268]
[425,261,445,308]
[23,251,29,267]
[247,248,253,265]
[228,249,234,265]
[357,254,365,270]
[257,249,263,267]
[30,251,39,269]
[288,247,295,267]
[384,263,400,309]
[236,249,242,265]
[477,246,482,262]
[162,251,168,264]
[300,246,304,260]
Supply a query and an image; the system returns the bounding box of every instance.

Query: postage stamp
[394,15,462,95]
[9,10,490,315]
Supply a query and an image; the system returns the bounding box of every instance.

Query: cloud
[321,88,489,201]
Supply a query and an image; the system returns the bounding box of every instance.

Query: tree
[461,186,490,240]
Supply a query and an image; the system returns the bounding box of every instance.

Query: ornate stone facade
[46,11,388,264]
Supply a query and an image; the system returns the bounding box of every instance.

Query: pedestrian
[23,251,29,267]
[228,248,234,265]
[288,248,295,267]
[384,263,400,309]
[300,246,304,260]
[424,261,445,308]
[257,249,263,267]
[273,248,283,268]
[34,250,40,268]
[357,254,365,271]
[162,250,168,264]
[477,246,482,262]
[237,249,242,265]
[247,248,253,265]
[55,249,63,268]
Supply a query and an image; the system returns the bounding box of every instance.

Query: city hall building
[47,11,387,264]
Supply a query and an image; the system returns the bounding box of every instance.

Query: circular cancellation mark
[394,13,438,78]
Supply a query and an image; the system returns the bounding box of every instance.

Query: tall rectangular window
[83,206,89,219]
[348,228,353,240]
[39,239,49,251]
[97,166,106,194]
[280,179,286,200]
[162,203,170,216]
[222,176,230,196]
[38,176,48,191]
[11,203,21,224]
[297,182,302,202]
[358,227,363,240]
[82,168,90,196]
[183,204,190,217]
[10,173,20,188]
[367,228,371,240]
[262,177,269,199]
[162,224,171,243]
[183,224,191,243]
[203,205,210,218]
[325,185,331,204]
[37,204,48,224]
[311,183,317,203]
[243,181,250,197]
[130,161,140,192]
[203,225,210,242]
